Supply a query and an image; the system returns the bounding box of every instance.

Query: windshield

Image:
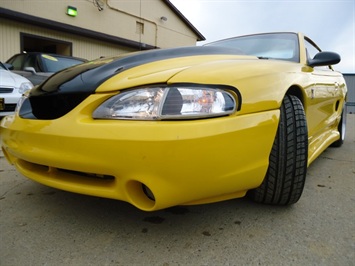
[41,54,85,72]
[206,33,300,62]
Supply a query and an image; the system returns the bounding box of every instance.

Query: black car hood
[34,46,248,95]
[22,46,246,119]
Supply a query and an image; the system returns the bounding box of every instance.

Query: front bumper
[0,95,279,211]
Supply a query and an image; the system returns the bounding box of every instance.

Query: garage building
[0,0,205,61]
[344,74,355,113]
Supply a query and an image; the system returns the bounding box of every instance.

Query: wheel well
[286,86,305,111]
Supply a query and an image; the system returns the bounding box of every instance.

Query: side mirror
[24,67,37,74]
[4,63,14,70]
[308,51,341,67]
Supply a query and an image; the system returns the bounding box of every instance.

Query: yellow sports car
[0,32,347,211]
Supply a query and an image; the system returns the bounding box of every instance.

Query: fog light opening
[142,184,155,201]
[126,180,156,210]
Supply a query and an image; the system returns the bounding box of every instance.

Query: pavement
[0,115,354,266]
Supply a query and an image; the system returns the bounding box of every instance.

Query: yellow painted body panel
[1,105,279,211]
[95,52,346,166]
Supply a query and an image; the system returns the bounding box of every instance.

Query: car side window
[8,54,26,70]
[305,40,319,61]
[24,55,40,72]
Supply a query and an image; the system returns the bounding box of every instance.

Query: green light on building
[67,6,77,17]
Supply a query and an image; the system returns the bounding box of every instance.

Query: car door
[304,38,345,152]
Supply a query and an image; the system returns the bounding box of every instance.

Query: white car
[0,62,33,117]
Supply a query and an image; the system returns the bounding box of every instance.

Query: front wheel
[249,95,308,205]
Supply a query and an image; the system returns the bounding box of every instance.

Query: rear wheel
[249,95,308,205]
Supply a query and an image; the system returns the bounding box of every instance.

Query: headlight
[15,90,30,114]
[93,85,238,120]
[18,82,34,94]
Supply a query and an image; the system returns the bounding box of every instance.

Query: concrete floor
[1,115,354,266]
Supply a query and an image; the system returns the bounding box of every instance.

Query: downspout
[106,0,158,48]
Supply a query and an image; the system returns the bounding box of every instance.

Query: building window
[136,22,144,34]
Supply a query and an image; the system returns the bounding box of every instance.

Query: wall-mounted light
[160,16,168,22]
[67,6,77,17]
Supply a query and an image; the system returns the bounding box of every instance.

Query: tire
[249,95,308,205]
[331,103,347,147]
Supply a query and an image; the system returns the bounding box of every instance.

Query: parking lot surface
[1,115,354,266]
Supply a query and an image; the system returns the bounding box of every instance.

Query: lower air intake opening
[126,181,156,211]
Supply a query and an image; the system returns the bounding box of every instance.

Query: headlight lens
[93,85,237,120]
[15,90,31,114]
[18,82,34,94]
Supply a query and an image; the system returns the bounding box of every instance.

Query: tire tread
[250,95,308,205]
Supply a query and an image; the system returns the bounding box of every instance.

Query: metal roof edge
[163,0,206,41]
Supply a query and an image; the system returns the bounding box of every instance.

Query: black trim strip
[0,7,156,50]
